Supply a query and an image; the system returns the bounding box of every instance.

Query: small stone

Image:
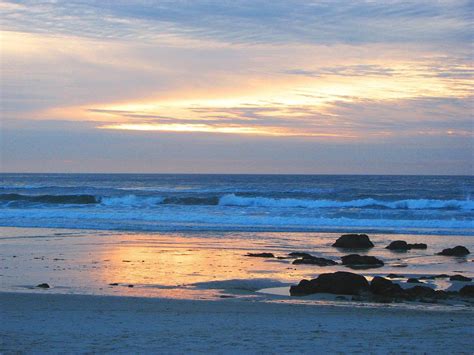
[292,256,338,266]
[246,253,275,258]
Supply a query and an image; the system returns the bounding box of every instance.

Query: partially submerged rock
[332,234,374,249]
[341,254,384,269]
[290,271,370,296]
[450,274,472,282]
[36,283,50,289]
[246,253,275,258]
[437,246,470,257]
[292,255,338,266]
[386,240,427,251]
[409,243,428,250]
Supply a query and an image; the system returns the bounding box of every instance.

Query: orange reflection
[93,233,339,298]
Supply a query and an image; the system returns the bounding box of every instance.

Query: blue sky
[1,0,473,173]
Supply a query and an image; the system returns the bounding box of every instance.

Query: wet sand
[1,227,473,300]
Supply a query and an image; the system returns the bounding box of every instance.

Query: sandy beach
[1,226,473,353]
[2,292,473,354]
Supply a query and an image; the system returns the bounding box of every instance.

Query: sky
[1,0,473,174]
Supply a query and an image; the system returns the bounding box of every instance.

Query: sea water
[0,174,473,235]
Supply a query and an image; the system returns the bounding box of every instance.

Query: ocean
[0,174,473,235]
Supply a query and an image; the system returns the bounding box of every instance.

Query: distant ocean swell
[1,193,473,211]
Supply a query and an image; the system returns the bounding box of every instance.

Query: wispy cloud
[1,1,472,46]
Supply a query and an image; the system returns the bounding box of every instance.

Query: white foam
[100,195,164,207]
[218,194,474,210]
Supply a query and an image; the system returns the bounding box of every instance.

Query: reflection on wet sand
[1,227,472,301]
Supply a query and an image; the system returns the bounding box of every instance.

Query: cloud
[1,0,472,46]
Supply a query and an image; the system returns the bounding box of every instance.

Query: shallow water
[1,227,472,307]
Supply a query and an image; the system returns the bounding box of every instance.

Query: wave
[218,194,474,210]
[1,193,473,211]
[100,195,164,207]
[0,193,98,204]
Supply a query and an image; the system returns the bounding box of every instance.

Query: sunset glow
[1,0,472,173]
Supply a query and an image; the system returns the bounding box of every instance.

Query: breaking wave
[1,193,473,211]
[218,194,474,210]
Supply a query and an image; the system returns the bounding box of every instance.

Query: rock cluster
[291,273,473,302]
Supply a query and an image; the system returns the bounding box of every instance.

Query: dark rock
[405,285,436,299]
[109,283,119,286]
[332,234,374,249]
[292,256,338,266]
[386,240,410,250]
[36,283,50,288]
[246,253,275,258]
[459,285,474,297]
[409,243,427,250]
[407,278,422,283]
[437,246,470,256]
[128,284,134,288]
[341,254,384,269]
[386,241,427,251]
[290,279,314,296]
[386,273,404,279]
[290,271,370,296]
[288,252,313,258]
[434,290,450,300]
[450,274,472,282]
[370,276,404,296]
